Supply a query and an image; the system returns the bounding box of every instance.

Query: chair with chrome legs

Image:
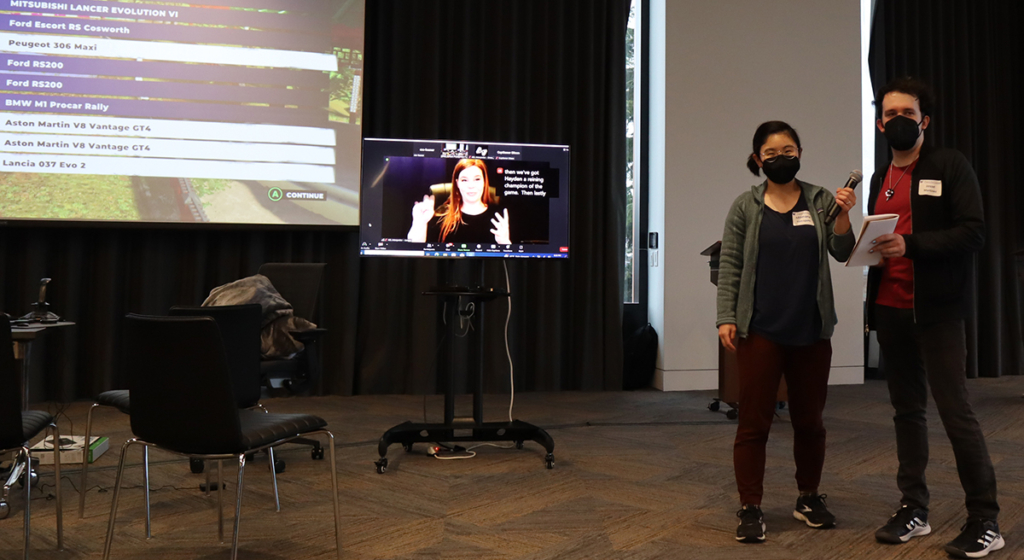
[103,314,341,560]
[168,304,282,480]
[78,388,145,527]
[0,314,64,559]
[80,303,268,521]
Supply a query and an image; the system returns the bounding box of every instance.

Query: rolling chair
[257,263,327,395]
[258,264,328,461]
[1,314,64,559]
[102,314,341,560]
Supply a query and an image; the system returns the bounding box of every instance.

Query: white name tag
[792,210,814,226]
[919,180,942,197]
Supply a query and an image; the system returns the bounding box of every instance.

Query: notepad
[846,214,899,267]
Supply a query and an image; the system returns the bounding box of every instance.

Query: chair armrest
[291,328,327,344]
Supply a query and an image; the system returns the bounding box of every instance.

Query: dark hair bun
[746,154,761,176]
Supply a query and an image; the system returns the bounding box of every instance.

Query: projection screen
[0,0,363,226]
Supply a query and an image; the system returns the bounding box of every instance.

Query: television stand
[374,285,554,473]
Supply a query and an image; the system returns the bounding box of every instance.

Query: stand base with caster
[375,283,555,474]
[375,419,555,473]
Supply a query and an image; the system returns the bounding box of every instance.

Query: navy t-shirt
[749,195,821,346]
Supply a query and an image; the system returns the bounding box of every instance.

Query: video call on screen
[0,0,364,226]
[360,138,571,259]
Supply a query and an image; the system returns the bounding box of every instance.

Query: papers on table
[846,214,899,267]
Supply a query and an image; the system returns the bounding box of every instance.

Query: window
[624,0,640,303]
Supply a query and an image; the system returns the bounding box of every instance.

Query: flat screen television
[0,0,364,227]
[359,138,570,259]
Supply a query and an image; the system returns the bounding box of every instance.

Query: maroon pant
[734,332,832,506]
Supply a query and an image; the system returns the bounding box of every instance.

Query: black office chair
[0,314,64,559]
[258,263,327,395]
[102,314,342,560]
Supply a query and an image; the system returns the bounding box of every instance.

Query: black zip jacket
[866,147,985,327]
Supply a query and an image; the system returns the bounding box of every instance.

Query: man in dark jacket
[867,77,1002,558]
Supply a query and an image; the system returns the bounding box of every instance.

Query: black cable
[34,475,207,501]
[455,299,474,338]
[502,260,514,421]
[49,400,74,441]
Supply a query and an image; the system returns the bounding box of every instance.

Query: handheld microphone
[824,170,863,225]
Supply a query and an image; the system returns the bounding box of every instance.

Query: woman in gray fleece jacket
[717,121,856,543]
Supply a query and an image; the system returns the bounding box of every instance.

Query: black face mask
[761,155,800,184]
[884,115,923,151]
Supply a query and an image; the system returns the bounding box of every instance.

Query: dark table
[11,321,75,410]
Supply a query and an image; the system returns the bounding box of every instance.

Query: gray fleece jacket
[716,180,855,340]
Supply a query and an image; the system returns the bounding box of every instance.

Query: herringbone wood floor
[3,378,1023,560]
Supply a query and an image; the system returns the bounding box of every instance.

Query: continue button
[285,191,326,201]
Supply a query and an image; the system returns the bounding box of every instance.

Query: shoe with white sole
[793,493,836,528]
[875,505,931,544]
[736,505,766,543]
[945,518,1004,558]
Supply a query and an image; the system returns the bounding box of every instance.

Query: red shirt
[874,160,917,308]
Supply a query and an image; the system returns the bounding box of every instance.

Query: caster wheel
[311,447,325,460]
[273,459,286,474]
[375,458,388,474]
[544,453,555,469]
[708,400,721,412]
[515,440,524,450]
[19,471,39,488]
[726,408,738,420]
[403,443,414,452]
[190,458,205,474]
[0,500,9,520]
[777,401,787,410]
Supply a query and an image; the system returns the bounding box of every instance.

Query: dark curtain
[869,0,1024,377]
[357,0,627,394]
[0,227,362,401]
[1,0,626,401]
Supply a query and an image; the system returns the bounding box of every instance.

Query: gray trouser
[875,305,999,520]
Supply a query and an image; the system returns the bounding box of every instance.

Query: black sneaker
[874,505,931,544]
[793,494,836,528]
[945,519,1004,558]
[736,505,766,543]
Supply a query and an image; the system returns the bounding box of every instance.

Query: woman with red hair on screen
[406,159,511,245]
